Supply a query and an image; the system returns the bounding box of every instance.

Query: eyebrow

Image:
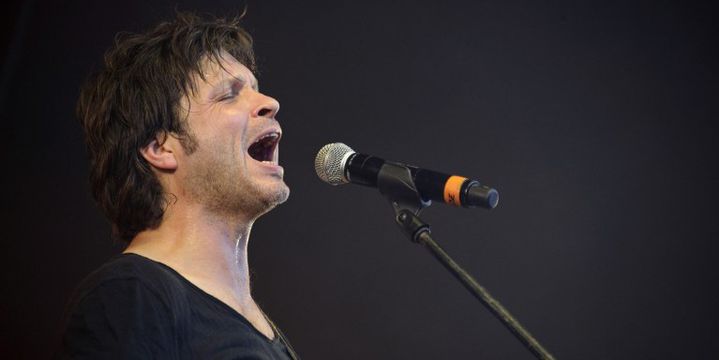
[227,75,259,90]
[209,76,259,98]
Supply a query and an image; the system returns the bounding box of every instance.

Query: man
[59,12,299,359]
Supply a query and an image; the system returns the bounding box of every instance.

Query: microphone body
[315,143,499,209]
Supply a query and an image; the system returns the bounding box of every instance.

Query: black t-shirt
[58,253,299,360]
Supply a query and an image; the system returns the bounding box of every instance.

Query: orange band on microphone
[443,175,467,206]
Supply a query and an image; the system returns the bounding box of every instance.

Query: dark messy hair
[77,12,256,242]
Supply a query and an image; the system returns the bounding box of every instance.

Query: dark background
[2,0,718,359]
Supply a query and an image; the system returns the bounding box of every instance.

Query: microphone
[314,143,499,209]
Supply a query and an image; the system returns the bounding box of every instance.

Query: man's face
[175,52,289,219]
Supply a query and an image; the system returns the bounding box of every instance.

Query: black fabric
[57,253,296,360]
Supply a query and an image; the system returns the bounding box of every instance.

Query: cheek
[221,112,251,150]
[204,114,245,142]
[195,107,251,158]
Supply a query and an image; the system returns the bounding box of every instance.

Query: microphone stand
[376,163,555,360]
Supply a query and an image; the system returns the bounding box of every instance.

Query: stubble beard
[184,143,289,222]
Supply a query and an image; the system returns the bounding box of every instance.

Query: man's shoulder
[71,253,190,310]
[59,254,190,358]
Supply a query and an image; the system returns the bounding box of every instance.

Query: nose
[253,92,280,118]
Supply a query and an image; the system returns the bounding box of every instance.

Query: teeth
[254,132,279,145]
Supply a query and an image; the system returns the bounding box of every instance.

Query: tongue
[248,139,273,162]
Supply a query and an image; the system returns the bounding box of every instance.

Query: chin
[255,182,290,215]
[270,182,291,205]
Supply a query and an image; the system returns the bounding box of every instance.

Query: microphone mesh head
[315,143,355,185]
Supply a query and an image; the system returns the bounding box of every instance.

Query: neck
[125,200,256,304]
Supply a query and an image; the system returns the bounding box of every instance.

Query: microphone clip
[376,162,432,242]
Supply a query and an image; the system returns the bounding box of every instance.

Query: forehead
[194,52,258,91]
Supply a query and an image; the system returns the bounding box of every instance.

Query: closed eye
[219,91,237,101]
[216,80,244,101]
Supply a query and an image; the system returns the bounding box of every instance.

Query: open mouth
[248,132,280,163]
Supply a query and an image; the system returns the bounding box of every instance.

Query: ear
[140,136,178,171]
